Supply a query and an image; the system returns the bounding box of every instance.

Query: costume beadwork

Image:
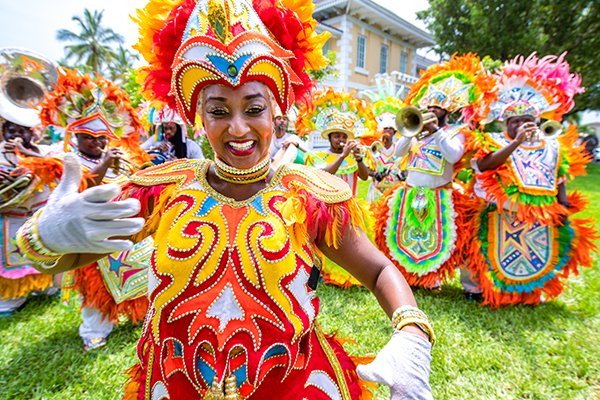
[120,160,370,399]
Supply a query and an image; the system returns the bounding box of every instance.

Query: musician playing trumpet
[373,54,496,290]
[75,133,125,187]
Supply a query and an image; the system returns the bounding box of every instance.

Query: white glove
[36,153,145,254]
[357,331,433,400]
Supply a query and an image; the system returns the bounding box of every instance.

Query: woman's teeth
[229,141,254,151]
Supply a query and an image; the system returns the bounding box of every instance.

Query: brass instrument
[102,148,153,177]
[0,139,37,211]
[395,106,439,140]
[0,47,58,128]
[528,120,563,143]
[340,140,384,158]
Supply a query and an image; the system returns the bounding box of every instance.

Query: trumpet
[528,120,563,144]
[395,106,439,140]
[101,149,152,177]
[340,141,384,158]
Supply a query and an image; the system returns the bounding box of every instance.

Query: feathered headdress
[485,52,584,123]
[132,0,330,126]
[362,78,406,131]
[38,68,148,164]
[406,53,496,124]
[295,87,376,140]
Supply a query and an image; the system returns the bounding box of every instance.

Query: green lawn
[1,167,599,399]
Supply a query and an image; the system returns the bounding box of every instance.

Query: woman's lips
[227,140,256,156]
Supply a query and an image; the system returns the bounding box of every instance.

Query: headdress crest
[132,0,330,125]
[38,68,146,162]
[362,78,406,131]
[295,87,376,140]
[406,53,496,124]
[485,52,584,122]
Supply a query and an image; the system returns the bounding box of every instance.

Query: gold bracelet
[392,306,436,346]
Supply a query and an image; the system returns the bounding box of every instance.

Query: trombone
[395,106,439,140]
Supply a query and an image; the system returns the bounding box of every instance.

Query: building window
[380,44,388,74]
[400,51,408,74]
[322,39,330,55]
[356,35,366,68]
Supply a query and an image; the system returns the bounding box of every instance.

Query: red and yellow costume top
[121,159,372,400]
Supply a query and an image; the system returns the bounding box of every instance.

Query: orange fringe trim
[466,193,599,308]
[122,363,144,400]
[17,155,95,192]
[373,183,476,288]
[558,124,592,179]
[0,273,53,301]
[72,263,149,324]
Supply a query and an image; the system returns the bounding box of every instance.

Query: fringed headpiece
[295,87,376,140]
[485,52,584,123]
[362,78,406,131]
[132,0,330,126]
[38,68,147,163]
[406,53,496,124]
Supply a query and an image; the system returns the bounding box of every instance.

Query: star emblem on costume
[168,250,283,351]
[9,238,24,260]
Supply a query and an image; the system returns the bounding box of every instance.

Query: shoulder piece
[278,163,352,203]
[130,159,207,187]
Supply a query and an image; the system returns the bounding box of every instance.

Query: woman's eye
[246,106,265,115]
[208,108,228,116]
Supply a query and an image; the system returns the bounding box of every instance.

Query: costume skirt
[373,182,474,288]
[465,191,598,307]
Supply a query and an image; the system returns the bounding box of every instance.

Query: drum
[148,150,171,165]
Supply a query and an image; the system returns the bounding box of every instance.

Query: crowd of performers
[0,0,597,398]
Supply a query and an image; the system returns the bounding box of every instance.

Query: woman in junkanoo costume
[465,53,598,308]
[19,68,154,349]
[372,54,496,289]
[16,0,435,399]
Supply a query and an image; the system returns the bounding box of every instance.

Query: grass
[1,167,600,399]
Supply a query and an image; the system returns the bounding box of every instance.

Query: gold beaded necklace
[214,152,271,183]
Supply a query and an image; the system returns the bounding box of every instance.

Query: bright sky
[0,0,432,64]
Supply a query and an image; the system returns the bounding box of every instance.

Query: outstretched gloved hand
[36,153,145,254]
[356,331,433,400]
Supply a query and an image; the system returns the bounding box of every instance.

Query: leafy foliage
[122,69,143,108]
[418,0,600,112]
[108,46,140,86]
[307,50,339,82]
[56,9,125,74]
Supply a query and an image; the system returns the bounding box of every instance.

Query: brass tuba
[395,106,438,140]
[0,47,58,128]
[0,48,57,210]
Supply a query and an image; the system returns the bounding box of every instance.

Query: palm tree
[57,9,124,73]
[108,46,140,85]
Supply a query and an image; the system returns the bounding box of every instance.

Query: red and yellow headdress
[485,52,584,123]
[406,53,496,124]
[295,87,376,140]
[132,0,330,126]
[38,68,147,164]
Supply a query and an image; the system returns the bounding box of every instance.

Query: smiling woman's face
[200,82,274,170]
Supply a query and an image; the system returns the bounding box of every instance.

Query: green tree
[122,69,143,108]
[307,50,339,82]
[109,46,140,85]
[418,0,600,112]
[57,9,124,74]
